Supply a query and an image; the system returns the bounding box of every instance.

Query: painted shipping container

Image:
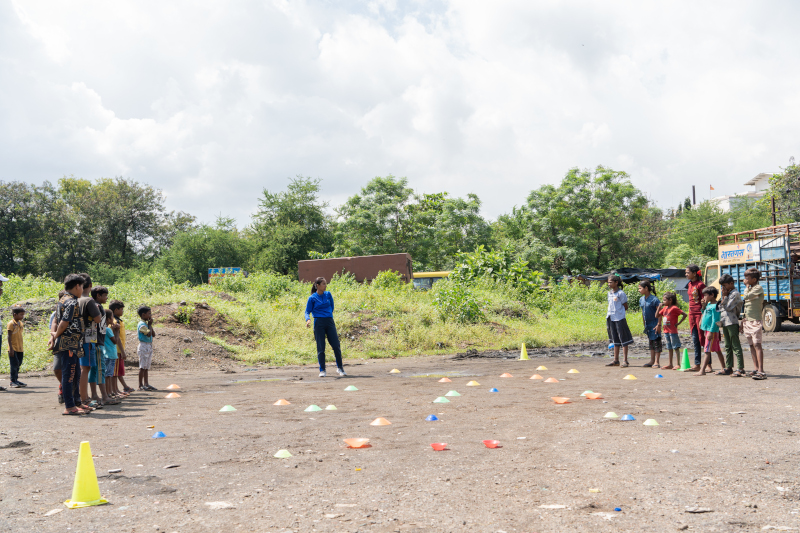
[298,253,414,284]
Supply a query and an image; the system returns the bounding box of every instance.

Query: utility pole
[772,196,777,226]
[692,186,696,205]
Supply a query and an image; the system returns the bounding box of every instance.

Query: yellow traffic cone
[64,441,108,508]
[520,344,529,360]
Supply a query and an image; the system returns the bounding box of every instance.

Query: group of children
[2,273,158,415]
[605,265,767,379]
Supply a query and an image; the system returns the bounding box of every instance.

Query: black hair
[64,274,83,291]
[638,279,657,296]
[137,305,151,317]
[702,286,719,298]
[744,267,761,281]
[77,272,92,289]
[311,277,327,295]
[105,308,115,321]
[719,273,735,285]
[686,264,702,280]
[11,306,25,315]
[109,300,125,311]
[90,286,109,299]
[607,275,623,289]
[662,292,677,306]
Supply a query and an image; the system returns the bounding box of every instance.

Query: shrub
[450,245,544,296]
[432,279,486,324]
[371,270,405,290]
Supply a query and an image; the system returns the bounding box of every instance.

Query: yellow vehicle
[412,271,451,290]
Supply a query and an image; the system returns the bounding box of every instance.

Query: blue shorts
[88,345,105,384]
[664,333,681,351]
[103,357,115,378]
[79,343,96,367]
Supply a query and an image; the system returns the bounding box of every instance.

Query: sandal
[124,387,136,393]
[88,400,102,410]
[715,369,732,376]
[621,362,629,368]
[104,399,121,405]
[661,365,674,370]
[643,363,653,368]
[731,370,745,377]
[145,385,158,391]
[63,407,88,415]
[752,372,767,380]
[605,361,620,366]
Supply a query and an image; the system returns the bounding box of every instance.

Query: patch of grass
[205,335,242,354]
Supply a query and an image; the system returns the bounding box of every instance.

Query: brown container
[298,253,414,284]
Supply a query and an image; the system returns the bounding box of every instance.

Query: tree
[665,200,728,259]
[159,217,251,284]
[496,166,655,276]
[334,176,492,270]
[766,159,800,224]
[248,176,333,275]
[334,176,415,257]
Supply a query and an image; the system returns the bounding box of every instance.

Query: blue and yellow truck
[705,223,800,332]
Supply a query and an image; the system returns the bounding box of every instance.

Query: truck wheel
[762,305,782,333]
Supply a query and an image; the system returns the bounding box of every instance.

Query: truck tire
[762,305,782,333]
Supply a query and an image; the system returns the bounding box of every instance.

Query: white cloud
[1,0,798,224]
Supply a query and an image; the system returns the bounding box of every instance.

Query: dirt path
[1,330,800,532]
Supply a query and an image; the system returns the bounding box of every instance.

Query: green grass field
[0,272,666,373]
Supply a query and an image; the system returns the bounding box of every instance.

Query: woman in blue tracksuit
[305,277,346,377]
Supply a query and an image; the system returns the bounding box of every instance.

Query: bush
[371,270,405,290]
[431,279,486,324]
[450,246,544,296]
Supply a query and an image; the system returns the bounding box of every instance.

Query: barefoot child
[110,300,135,394]
[605,275,634,367]
[696,287,725,375]
[657,292,687,369]
[638,280,662,368]
[137,305,156,391]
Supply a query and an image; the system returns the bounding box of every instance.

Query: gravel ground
[1,329,799,532]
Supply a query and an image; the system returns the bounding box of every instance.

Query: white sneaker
[319,371,326,377]
[337,368,347,377]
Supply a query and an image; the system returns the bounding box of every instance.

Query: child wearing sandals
[657,292,687,369]
[695,287,725,375]
[605,275,634,367]
[718,274,745,376]
[638,280,662,368]
[741,268,766,379]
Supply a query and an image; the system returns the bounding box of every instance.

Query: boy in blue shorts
[137,305,156,391]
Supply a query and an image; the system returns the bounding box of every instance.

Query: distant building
[711,172,772,212]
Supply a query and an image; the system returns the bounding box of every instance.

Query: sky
[2,0,798,225]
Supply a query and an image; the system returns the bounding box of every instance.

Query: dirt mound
[3,298,57,327]
[152,302,256,348]
[135,327,243,372]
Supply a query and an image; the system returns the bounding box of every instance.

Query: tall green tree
[159,217,250,284]
[249,176,333,275]
[495,166,656,276]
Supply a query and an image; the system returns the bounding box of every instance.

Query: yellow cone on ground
[64,441,108,508]
[520,344,529,360]
[536,365,547,371]
[623,374,637,380]
[389,369,401,374]
[466,380,480,386]
[567,369,579,374]
[165,393,181,399]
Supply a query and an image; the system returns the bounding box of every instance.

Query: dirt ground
[2,328,800,533]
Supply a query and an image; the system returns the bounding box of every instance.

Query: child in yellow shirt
[7,307,26,388]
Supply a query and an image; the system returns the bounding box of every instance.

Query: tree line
[2,160,796,285]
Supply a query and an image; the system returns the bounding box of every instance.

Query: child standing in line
[657,292,687,369]
[637,280,662,368]
[718,274,745,376]
[102,309,121,399]
[696,287,725,375]
[91,286,117,405]
[685,264,707,371]
[605,275,634,368]
[7,307,27,388]
[110,300,135,394]
[137,305,156,391]
[741,268,766,379]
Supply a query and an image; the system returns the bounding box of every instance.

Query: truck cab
[412,271,451,290]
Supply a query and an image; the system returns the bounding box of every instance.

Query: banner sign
[208,267,242,283]
[719,242,760,265]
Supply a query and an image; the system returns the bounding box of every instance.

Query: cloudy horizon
[1,0,797,224]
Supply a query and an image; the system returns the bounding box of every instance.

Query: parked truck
[704,222,800,332]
